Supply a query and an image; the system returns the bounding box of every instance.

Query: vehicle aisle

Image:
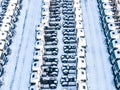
[81,0,116,90]
[1,0,42,90]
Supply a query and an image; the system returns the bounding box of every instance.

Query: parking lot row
[0,0,21,80]
[29,0,88,90]
[73,1,88,90]
[97,0,120,90]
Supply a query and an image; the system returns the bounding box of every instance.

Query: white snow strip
[81,0,116,90]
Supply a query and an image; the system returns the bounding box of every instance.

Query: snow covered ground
[81,0,116,90]
[1,0,42,90]
[0,0,117,90]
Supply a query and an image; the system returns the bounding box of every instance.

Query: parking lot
[0,0,120,90]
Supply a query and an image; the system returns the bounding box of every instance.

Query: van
[77,29,85,38]
[0,31,12,46]
[30,84,40,90]
[32,60,42,72]
[114,72,120,89]
[0,64,3,77]
[104,23,119,35]
[0,23,13,37]
[108,39,120,54]
[77,69,87,82]
[77,57,87,69]
[77,47,86,58]
[33,50,43,61]
[112,60,120,75]
[110,49,120,64]
[35,40,44,50]
[77,82,88,90]
[106,30,120,44]
[0,40,10,55]
[30,71,40,85]
[0,51,7,65]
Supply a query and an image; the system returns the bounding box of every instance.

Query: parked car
[44,47,58,55]
[110,49,120,64]
[108,39,120,54]
[61,75,76,87]
[40,77,58,89]
[112,60,120,75]
[41,66,58,76]
[114,72,120,89]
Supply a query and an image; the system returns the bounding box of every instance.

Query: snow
[1,0,42,90]
[0,0,117,90]
[81,0,116,90]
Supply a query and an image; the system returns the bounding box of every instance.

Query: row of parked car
[73,0,88,90]
[30,0,59,90]
[0,0,21,79]
[61,0,77,89]
[30,0,88,89]
[97,0,120,89]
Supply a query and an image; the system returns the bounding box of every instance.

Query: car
[62,64,76,75]
[44,30,57,34]
[114,73,120,89]
[35,40,44,50]
[108,39,120,54]
[0,40,11,55]
[30,71,40,85]
[61,58,77,63]
[32,60,42,72]
[45,38,58,45]
[77,57,87,69]
[43,57,58,63]
[112,60,120,75]
[61,75,76,87]
[63,23,75,28]
[44,47,58,55]
[33,50,43,61]
[64,48,77,54]
[44,36,57,42]
[106,30,120,44]
[41,66,58,76]
[61,54,76,59]
[77,82,88,90]
[0,51,8,65]
[30,84,40,90]
[0,31,12,46]
[40,77,58,89]
[77,69,87,82]
[49,17,61,22]
[63,28,76,33]
[63,45,77,50]
[49,22,61,27]
[0,64,3,77]
[63,36,77,41]
[62,10,75,15]
[63,38,78,44]
[42,61,58,66]
[110,49,120,64]
[44,33,57,37]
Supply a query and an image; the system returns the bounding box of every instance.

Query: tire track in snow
[17,1,42,89]
[82,0,116,90]
[9,0,31,89]
[82,1,99,89]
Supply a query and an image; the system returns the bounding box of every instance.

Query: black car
[60,75,76,87]
[44,47,58,55]
[63,38,78,44]
[45,38,58,45]
[40,77,58,89]
[43,57,58,63]
[44,30,57,35]
[42,66,59,76]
